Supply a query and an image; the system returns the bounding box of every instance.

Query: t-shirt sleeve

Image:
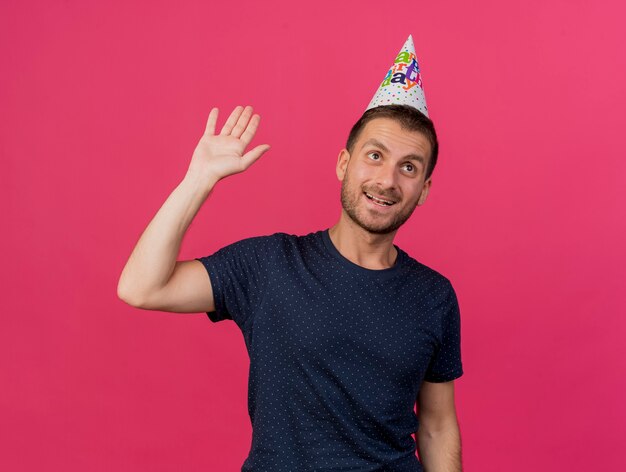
[423,281,464,383]
[194,235,274,331]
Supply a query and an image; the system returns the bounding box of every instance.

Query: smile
[364,192,396,206]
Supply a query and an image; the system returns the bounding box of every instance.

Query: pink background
[2,1,625,470]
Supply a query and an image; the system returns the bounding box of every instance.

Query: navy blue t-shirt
[195,228,463,472]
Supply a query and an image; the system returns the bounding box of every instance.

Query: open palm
[188,105,271,181]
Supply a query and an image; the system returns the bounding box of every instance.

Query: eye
[404,163,415,173]
[367,151,381,160]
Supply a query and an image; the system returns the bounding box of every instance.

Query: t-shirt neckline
[320,228,405,279]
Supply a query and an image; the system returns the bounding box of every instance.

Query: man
[118,36,463,472]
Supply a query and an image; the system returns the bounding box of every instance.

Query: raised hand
[187,105,271,182]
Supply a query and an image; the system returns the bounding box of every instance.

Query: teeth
[366,192,394,205]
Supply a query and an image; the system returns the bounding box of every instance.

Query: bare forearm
[117,171,217,304]
[417,421,462,472]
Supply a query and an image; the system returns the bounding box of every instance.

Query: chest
[251,269,441,388]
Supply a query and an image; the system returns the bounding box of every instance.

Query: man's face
[336,117,432,235]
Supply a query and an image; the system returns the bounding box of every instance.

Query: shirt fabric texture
[195,228,463,472]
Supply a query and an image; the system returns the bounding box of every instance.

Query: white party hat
[365,35,429,117]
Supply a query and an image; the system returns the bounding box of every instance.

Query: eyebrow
[360,138,426,166]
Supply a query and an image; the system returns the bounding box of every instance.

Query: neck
[328,214,399,270]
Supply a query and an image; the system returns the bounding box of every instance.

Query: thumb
[241,144,271,169]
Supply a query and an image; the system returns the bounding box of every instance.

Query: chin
[354,215,401,235]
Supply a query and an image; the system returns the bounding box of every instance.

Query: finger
[231,105,254,139]
[204,108,219,136]
[241,144,271,169]
[219,105,244,135]
[239,114,261,148]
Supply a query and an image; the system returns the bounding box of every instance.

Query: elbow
[117,282,145,308]
[418,414,460,438]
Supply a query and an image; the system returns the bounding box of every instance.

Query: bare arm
[117,105,270,311]
[416,380,463,472]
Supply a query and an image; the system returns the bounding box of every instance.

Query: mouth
[363,191,396,207]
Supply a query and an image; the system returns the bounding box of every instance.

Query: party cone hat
[365,35,429,117]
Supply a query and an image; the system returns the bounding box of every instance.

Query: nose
[374,162,399,191]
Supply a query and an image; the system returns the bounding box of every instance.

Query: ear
[336,148,351,181]
[417,177,432,206]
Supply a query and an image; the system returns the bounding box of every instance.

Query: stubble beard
[339,171,419,235]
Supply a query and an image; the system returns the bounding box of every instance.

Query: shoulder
[214,231,314,264]
[401,250,453,288]
[262,229,323,250]
[198,233,285,267]
[216,229,320,254]
[398,249,457,303]
[220,231,286,251]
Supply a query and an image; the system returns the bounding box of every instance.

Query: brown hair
[346,104,439,180]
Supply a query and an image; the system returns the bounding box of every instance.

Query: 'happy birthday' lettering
[379,54,423,91]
